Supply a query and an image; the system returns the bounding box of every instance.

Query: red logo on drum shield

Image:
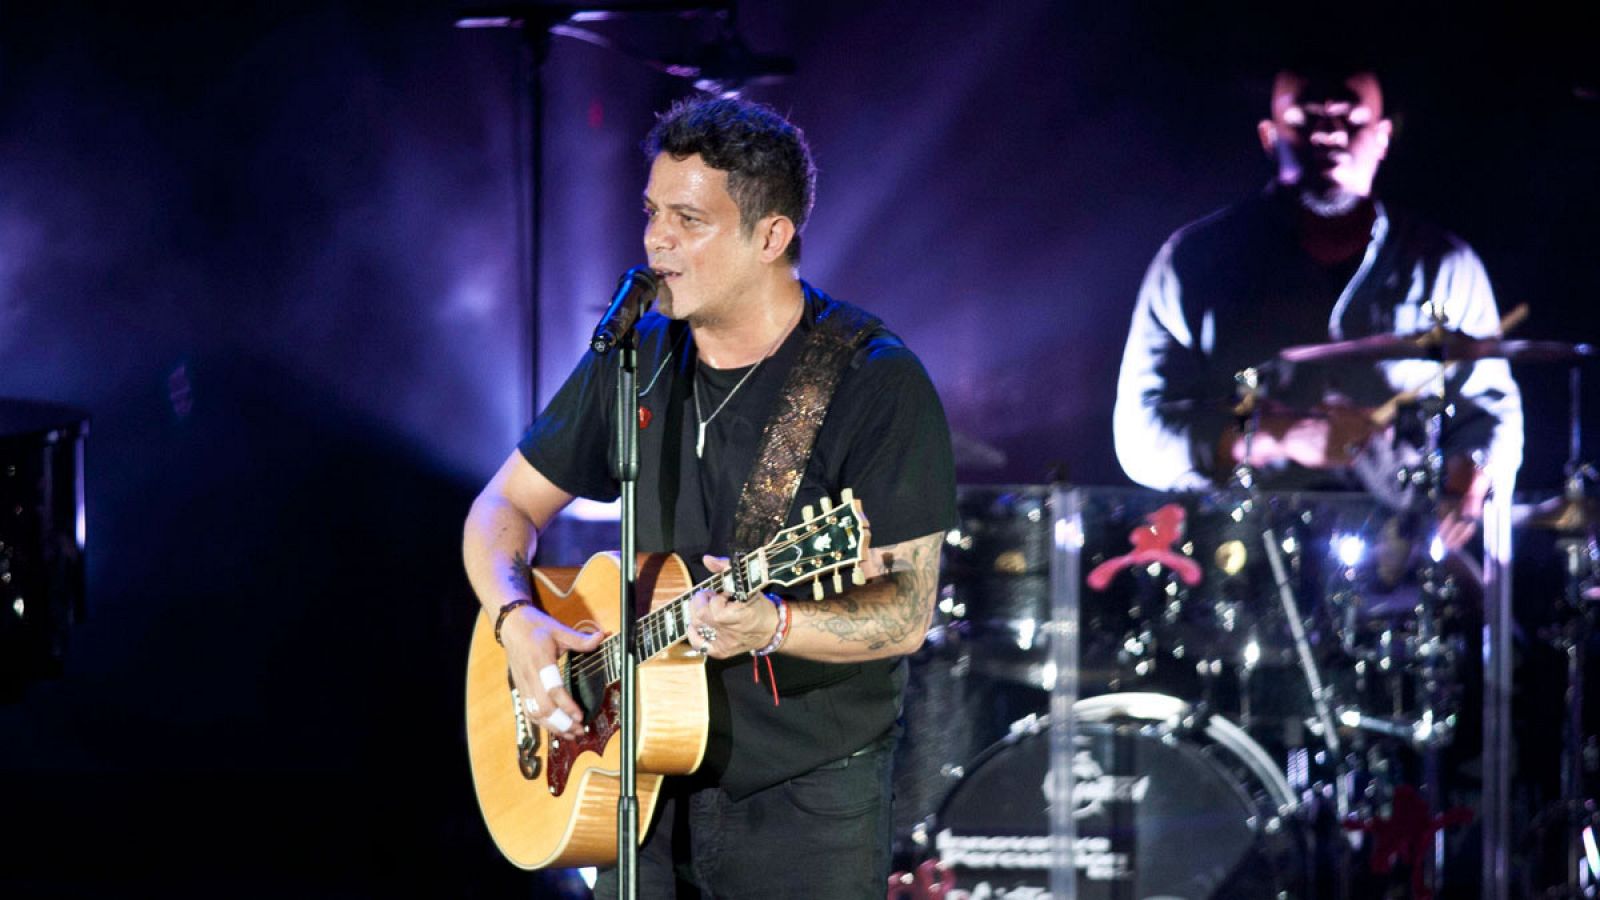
[1085,503,1203,590]
[885,860,956,899]
[1344,784,1473,900]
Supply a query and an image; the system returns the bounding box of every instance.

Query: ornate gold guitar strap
[731,296,881,552]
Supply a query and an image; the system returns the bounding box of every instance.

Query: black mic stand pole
[606,330,643,900]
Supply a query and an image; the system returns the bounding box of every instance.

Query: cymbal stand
[1405,340,1459,896]
[1543,363,1600,898]
[1233,366,1342,761]
[1553,535,1600,898]
[1233,366,1353,900]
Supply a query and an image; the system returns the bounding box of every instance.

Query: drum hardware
[932,694,1306,900]
[1233,365,1345,762]
[1522,486,1600,535]
[1282,334,1596,365]
[1510,359,1600,898]
[0,399,89,700]
[1318,706,1457,750]
[1276,303,1597,367]
[1238,338,1470,896]
[1520,521,1600,897]
[1539,582,1600,898]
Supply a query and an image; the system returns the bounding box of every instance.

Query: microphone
[590,266,660,355]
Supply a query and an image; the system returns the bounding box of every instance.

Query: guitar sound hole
[567,649,608,721]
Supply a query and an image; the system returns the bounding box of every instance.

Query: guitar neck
[583,493,865,672]
[633,556,761,661]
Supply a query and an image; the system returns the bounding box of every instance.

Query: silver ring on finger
[697,624,718,645]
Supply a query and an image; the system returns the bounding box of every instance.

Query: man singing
[463,95,957,898]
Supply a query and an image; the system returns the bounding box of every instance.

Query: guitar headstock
[760,488,869,599]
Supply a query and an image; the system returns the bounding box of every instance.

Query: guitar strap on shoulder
[732,290,882,552]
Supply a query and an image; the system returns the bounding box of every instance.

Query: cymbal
[1517,494,1600,534]
[950,429,1006,470]
[1280,328,1597,366]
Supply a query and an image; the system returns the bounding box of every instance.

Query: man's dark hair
[645,95,817,264]
[1266,39,1400,113]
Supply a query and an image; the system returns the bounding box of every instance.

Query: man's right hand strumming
[463,450,591,741]
[500,604,604,741]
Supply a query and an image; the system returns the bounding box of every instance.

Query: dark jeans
[593,736,895,900]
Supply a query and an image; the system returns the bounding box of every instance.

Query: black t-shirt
[518,282,958,797]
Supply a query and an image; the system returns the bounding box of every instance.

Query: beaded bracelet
[751,594,791,658]
[494,597,535,646]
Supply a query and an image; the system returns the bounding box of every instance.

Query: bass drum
[932,693,1306,900]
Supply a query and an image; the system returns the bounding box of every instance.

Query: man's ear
[1373,118,1393,160]
[757,214,795,264]
[1257,119,1278,155]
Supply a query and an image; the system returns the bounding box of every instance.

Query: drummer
[1112,59,1522,548]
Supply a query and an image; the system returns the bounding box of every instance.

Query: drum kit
[893,321,1600,898]
[0,399,88,701]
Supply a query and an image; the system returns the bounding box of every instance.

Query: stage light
[1583,825,1600,886]
[1334,534,1365,567]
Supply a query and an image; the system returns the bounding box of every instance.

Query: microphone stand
[606,331,643,900]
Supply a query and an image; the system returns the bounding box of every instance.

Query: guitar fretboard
[558,498,862,702]
[564,552,763,693]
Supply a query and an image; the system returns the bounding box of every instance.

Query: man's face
[642,152,764,325]
[1259,71,1391,215]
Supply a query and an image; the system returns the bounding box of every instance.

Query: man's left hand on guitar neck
[683,531,944,662]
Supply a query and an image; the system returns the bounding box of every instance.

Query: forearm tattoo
[506,549,533,601]
[806,532,942,651]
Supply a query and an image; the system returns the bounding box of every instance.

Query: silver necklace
[691,323,792,459]
[638,328,688,399]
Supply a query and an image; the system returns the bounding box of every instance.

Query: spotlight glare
[1583,825,1600,882]
[1334,534,1365,567]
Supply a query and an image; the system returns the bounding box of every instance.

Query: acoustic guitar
[465,491,869,869]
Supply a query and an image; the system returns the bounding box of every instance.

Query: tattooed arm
[462,450,599,737]
[689,531,944,663]
[790,531,943,660]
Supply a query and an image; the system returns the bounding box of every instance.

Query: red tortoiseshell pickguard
[544,682,621,796]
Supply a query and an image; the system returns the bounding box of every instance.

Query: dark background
[2,1,1597,896]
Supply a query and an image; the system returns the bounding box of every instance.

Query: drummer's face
[1259,71,1391,213]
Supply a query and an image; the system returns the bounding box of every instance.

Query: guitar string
[565,560,750,682]
[566,569,730,681]
[563,525,852,682]
[564,518,859,683]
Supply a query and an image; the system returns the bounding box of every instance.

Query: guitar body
[465,493,869,870]
[465,552,708,869]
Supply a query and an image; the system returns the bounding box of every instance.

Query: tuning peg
[812,578,824,601]
[852,566,866,586]
[832,570,843,593]
[820,496,834,512]
[802,504,815,521]
[840,487,854,505]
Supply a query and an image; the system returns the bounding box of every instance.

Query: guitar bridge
[508,669,542,780]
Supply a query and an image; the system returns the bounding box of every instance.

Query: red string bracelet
[750,594,790,706]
